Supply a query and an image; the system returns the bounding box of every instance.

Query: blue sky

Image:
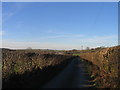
[2,2,118,49]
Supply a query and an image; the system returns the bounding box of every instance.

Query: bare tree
[27,47,32,50]
[81,46,83,50]
[86,47,90,50]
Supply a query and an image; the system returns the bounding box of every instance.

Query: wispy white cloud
[74,35,117,43]
[45,29,85,39]
[73,35,118,48]
[0,30,4,36]
[2,40,81,50]
[2,3,26,22]
[39,34,84,40]
[2,12,14,22]
[2,34,117,50]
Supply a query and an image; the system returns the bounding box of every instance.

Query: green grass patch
[73,54,81,56]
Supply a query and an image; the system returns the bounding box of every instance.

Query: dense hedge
[80,46,120,88]
[2,49,75,88]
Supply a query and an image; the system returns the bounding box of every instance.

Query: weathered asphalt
[43,58,95,88]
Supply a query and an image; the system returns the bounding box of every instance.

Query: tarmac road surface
[43,58,95,88]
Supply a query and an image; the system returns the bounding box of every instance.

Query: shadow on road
[43,58,95,88]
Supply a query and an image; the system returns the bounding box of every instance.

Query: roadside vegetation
[2,46,119,88]
[2,48,76,88]
[80,46,119,88]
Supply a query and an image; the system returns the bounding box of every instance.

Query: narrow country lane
[43,58,95,88]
